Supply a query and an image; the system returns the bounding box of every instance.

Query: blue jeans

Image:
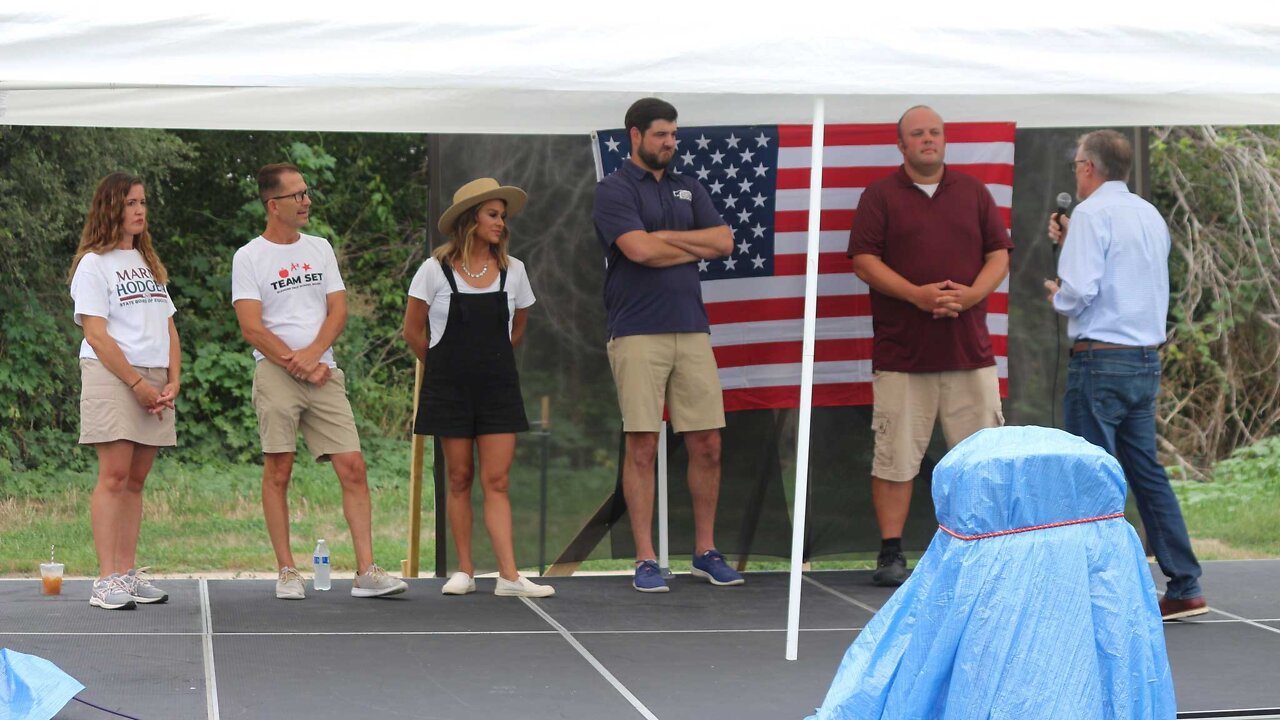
[1064,348,1202,600]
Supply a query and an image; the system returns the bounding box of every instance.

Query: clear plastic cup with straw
[40,544,63,596]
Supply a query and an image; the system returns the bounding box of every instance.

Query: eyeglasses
[1071,159,1091,171]
[270,188,313,203]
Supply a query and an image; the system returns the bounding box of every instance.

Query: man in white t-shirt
[231,162,407,600]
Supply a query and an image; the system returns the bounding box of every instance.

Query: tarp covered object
[0,648,84,720]
[809,426,1174,720]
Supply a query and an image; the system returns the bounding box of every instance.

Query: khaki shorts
[79,359,177,447]
[252,361,361,462]
[871,365,1004,482]
[607,332,726,434]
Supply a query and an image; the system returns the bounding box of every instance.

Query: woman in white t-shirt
[68,172,181,611]
[402,178,553,598]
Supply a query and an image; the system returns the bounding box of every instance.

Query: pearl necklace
[460,259,489,279]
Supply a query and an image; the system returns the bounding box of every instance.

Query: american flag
[592,123,1014,412]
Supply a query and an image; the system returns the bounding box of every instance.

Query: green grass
[1171,435,1280,559]
[0,452,424,576]
[4,435,1279,576]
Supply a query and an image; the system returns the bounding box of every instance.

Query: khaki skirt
[79,359,177,447]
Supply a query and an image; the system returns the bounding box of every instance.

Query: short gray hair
[1078,130,1132,182]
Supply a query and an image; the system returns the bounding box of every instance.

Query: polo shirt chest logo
[672,189,693,202]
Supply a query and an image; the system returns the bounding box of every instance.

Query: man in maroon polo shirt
[847,105,1013,586]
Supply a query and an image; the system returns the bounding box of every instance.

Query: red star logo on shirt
[302,263,312,271]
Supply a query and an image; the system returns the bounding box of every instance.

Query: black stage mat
[0,633,206,720]
[574,628,852,720]
[0,564,1278,719]
[1,578,203,633]
[212,633,641,719]
[208,578,548,633]
[1152,560,1280,621]
[533,572,872,632]
[1163,618,1280,714]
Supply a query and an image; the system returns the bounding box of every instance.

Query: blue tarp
[810,426,1175,720]
[0,648,83,720]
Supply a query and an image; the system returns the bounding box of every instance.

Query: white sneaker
[494,575,555,598]
[441,571,476,595]
[276,566,305,600]
[352,564,408,598]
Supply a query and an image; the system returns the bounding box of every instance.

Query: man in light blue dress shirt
[1045,129,1208,621]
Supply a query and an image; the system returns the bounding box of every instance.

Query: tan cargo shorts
[871,365,1004,482]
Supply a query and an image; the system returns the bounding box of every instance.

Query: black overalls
[414,264,529,437]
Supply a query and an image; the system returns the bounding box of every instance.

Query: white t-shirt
[407,257,536,348]
[231,233,345,367]
[70,249,176,368]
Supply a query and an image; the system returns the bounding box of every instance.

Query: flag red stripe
[713,338,875,368]
[777,123,1016,148]
[705,294,871,324]
[723,375,1008,413]
[723,383,874,412]
[774,207,1012,233]
[707,294,1008,326]
[777,164,1015,190]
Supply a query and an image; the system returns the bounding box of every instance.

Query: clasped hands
[283,347,331,386]
[131,380,180,418]
[913,280,976,319]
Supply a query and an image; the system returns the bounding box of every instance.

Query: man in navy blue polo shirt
[593,97,744,593]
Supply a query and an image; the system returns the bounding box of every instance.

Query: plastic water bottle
[312,539,331,591]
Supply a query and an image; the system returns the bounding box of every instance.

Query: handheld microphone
[1051,192,1072,252]
[1053,192,1072,228]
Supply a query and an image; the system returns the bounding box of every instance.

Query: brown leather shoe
[1160,595,1209,620]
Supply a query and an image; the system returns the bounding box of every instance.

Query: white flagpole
[785,96,826,661]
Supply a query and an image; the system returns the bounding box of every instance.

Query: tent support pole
[786,96,826,661]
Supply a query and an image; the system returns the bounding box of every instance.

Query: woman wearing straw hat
[402,178,554,598]
[69,172,179,610]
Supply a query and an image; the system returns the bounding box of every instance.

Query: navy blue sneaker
[633,560,670,593]
[691,549,745,586]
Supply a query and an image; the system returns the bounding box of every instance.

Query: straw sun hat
[437,178,528,234]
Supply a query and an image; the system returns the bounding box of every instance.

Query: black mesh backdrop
[423,127,1142,573]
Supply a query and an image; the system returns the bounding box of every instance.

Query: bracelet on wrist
[129,376,144,389]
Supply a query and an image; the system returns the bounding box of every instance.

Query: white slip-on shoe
[494,575,555,598]
[442,571,476,595]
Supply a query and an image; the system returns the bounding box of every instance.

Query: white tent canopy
[4,3,1280,132]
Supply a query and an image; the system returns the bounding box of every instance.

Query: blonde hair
[431,200,512,271]
[68,172,169,285]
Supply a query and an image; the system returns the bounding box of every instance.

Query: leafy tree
[1151,126,1280,475]
[0,126,195,468]
[0,126,429,470]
